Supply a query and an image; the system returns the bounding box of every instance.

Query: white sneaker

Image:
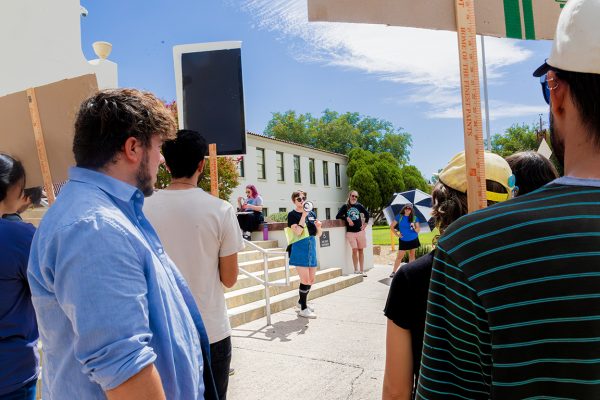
[362,272,368,277]
[354,270,361,274]
[295,302,314,312]
[298,307,317,319]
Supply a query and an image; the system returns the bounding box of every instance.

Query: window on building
[325,208,331,220]
[293,155,301,183]
[335,163,341,187]
[262,207,268,217]
[322,161,329,186]
[279,207,286,213]
[309,158,316,184]
[237,156,245,178]
[276,152,285,182]
[257,148,266,180]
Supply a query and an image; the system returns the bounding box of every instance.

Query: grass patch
[372,225,439,246]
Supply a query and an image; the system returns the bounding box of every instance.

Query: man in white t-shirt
[144,130,244,400]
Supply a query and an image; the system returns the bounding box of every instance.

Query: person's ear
[198,159,206,174]
[122,137,143,163]
[548,70,567,116]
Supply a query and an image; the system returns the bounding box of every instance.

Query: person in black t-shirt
[336,190,370,276]
[287,190,321,319]
[382,151,513,399]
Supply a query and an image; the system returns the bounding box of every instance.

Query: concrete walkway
[228,264,394,400]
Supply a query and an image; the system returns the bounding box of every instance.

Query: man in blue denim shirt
[27,89,217,399]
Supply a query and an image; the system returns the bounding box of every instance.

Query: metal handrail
[239,239,290,325]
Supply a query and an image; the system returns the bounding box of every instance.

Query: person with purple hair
[236,184,264,240]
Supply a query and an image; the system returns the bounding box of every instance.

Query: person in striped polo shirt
[416,0,600,398]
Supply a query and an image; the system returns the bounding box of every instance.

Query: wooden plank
[455,0,487,212]
[307,0,563,40]
[209,143,218,197]
[26,88,56,204]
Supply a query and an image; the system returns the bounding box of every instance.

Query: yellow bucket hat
[438,151,515,202]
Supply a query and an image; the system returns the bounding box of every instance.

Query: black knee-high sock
[299,284,311,310]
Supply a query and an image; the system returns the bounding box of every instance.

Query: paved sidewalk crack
[346,366,365,400]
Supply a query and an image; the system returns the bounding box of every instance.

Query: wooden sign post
[26,88,56,204]
[307,0,567,212]
[455,0,487,212]
[209,143,219,197]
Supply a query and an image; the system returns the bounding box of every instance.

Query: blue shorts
[289,236,318,267]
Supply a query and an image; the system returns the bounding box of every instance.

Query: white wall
[231,134,349,219]
[250,224,374,274]
[0,0,117,96]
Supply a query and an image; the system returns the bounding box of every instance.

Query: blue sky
[80,0,552,179]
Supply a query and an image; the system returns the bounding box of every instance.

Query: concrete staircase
[20,210,363,327]
[227,240,363,327]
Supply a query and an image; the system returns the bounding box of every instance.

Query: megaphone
[303,201,314,212]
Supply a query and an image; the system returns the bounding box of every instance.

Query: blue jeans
[210,336,232,400]
[0,379,37,400]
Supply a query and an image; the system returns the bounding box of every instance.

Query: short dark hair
[291,190,306,201]
[73,89,177,169]
[555,69,600,146]
[162,130,208,178]
[505,151,558,196]
[24,187,43,206]
[0,153,25,202]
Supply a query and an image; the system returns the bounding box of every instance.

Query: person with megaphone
[286,189,322,319]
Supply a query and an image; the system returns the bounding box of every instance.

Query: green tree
[401,165,430,192]
[265,109,412,164]
[490,123,538,157]
[264,111,314,146]
[350,167,381,214]
[347,148,406,220]
[490,122,563,175]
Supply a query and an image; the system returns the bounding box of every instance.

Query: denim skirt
[289,236,318,267]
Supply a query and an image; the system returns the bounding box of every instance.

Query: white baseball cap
[533,0,600,76]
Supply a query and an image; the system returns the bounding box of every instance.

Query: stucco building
[231,132,349,219]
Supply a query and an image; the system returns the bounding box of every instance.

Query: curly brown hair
[431,180,507,237]
[73,89,177,169]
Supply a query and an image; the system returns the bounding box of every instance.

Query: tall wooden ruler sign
[307,0,567,211]
[26,88,57,204]
[209,143,219,197]
[455,0,487,211]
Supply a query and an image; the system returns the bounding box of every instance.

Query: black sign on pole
[319,231,331,248]
[173,42,246,155]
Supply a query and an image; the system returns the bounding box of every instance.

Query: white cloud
[434,101,548,120]
[237,0,539,119]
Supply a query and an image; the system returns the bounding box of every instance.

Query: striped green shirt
[417,178,600,399]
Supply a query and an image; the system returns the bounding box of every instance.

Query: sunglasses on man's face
[540,74,551,105]
[350,195,358,199]
[540,72,560,105]
[295,197,306,202]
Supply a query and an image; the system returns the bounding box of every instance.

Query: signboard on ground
[0,74,98,189]
[308,0,565,40]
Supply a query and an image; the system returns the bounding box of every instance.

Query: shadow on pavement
[232,314,310,342]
